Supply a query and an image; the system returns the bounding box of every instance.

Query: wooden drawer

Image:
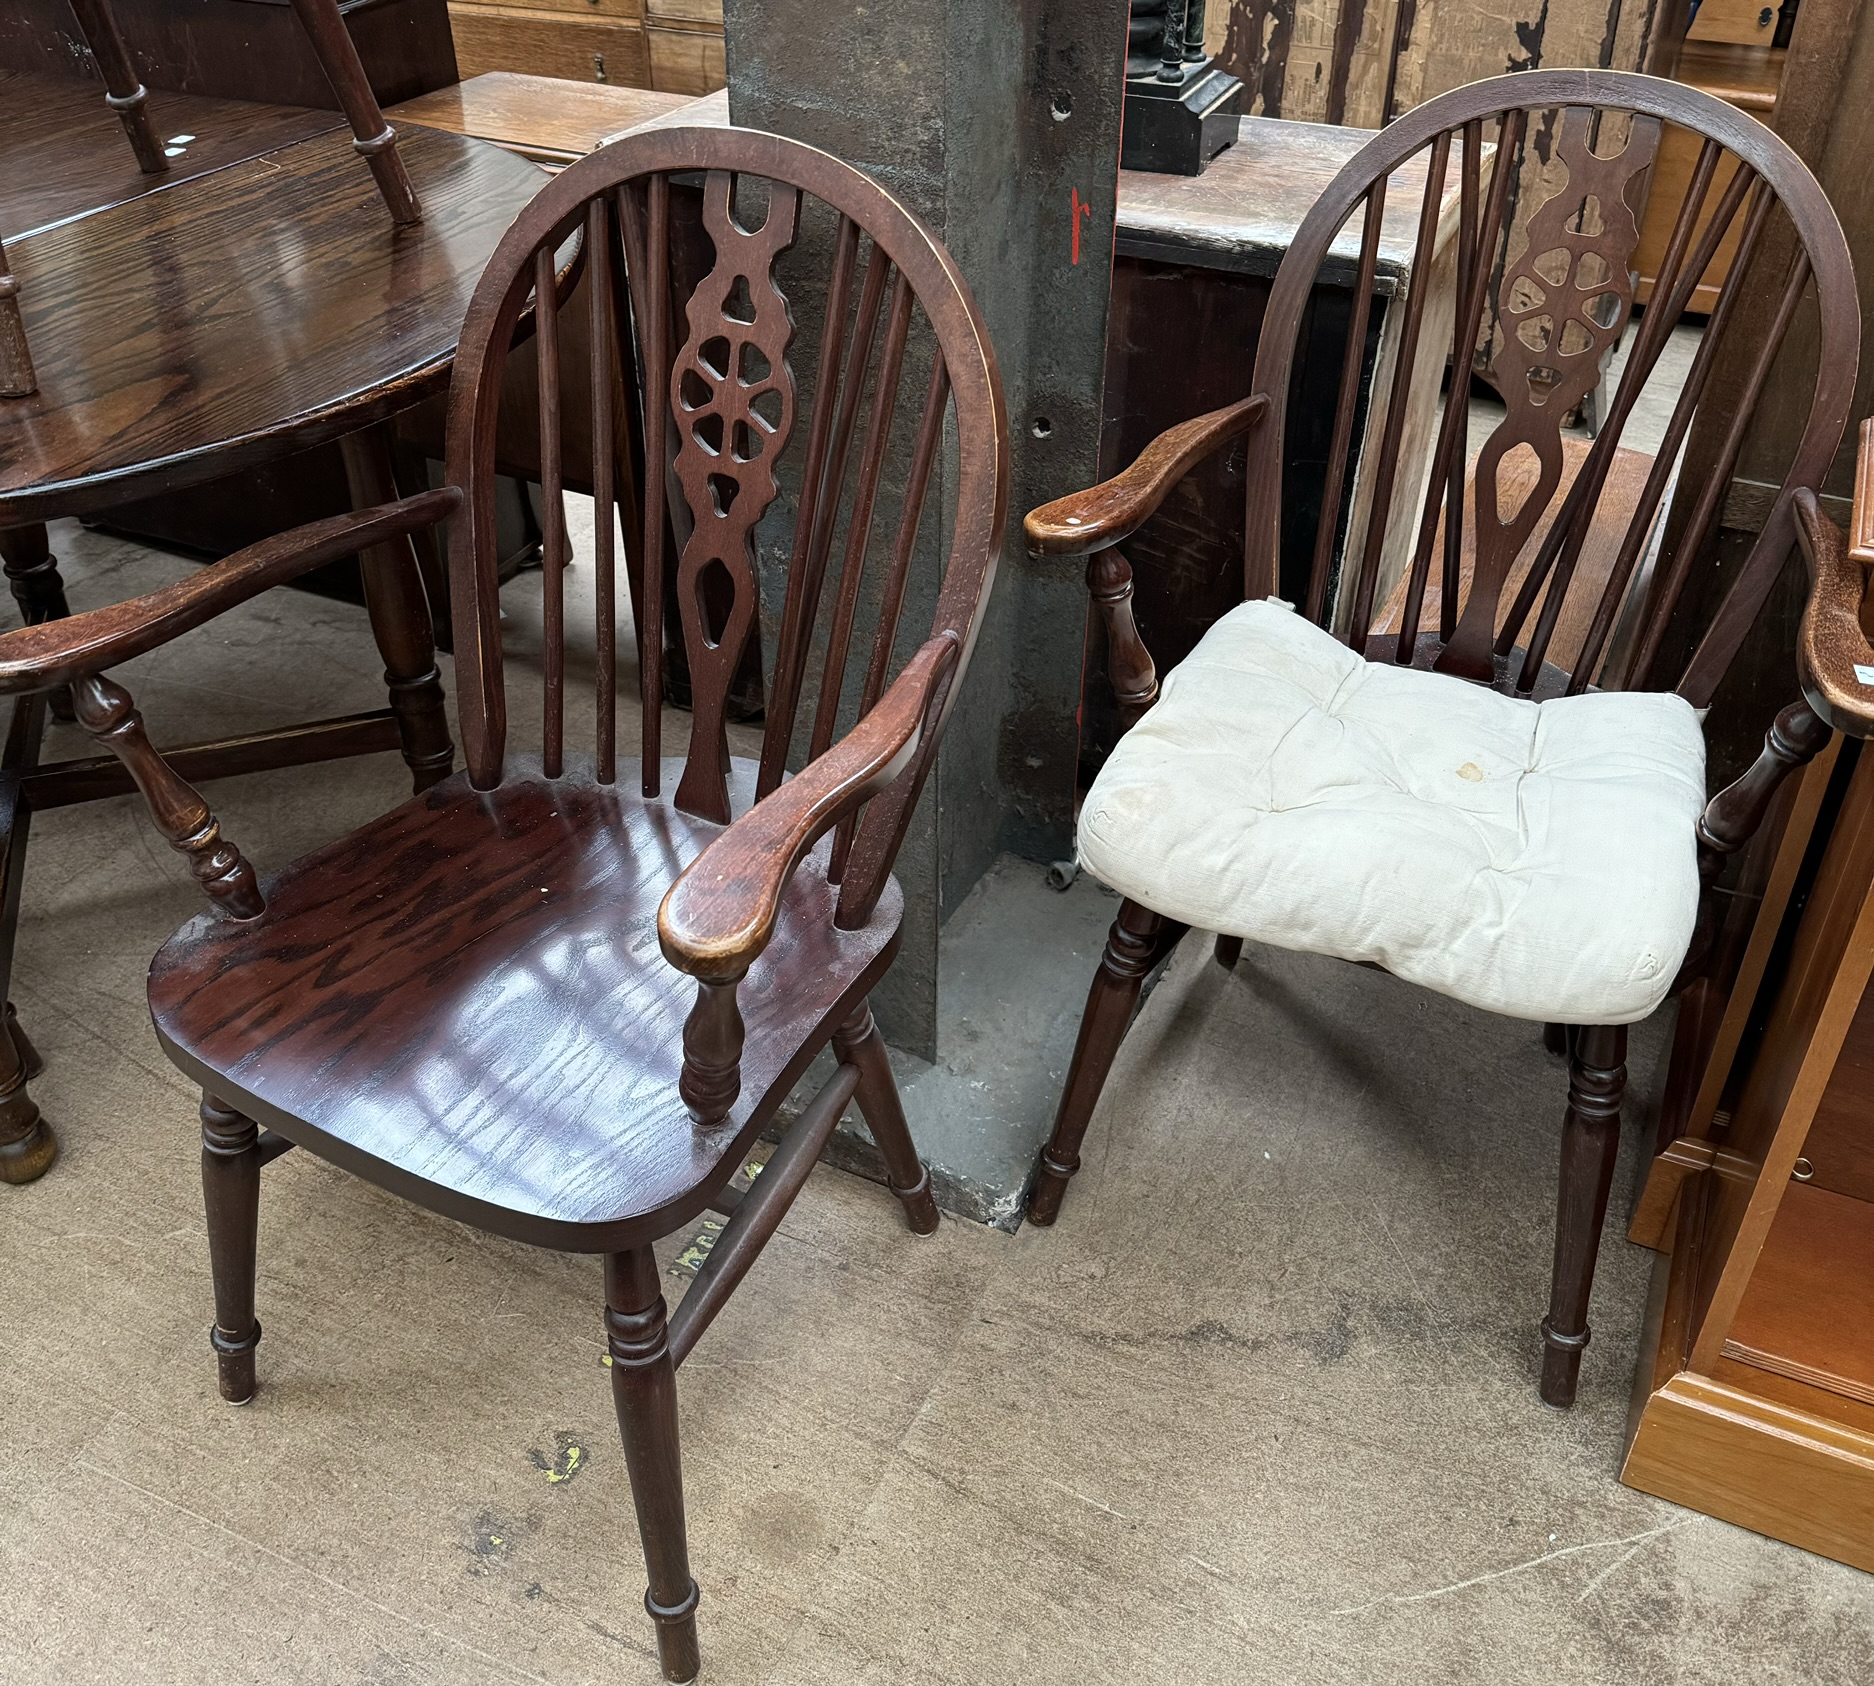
[1688,0,1778,48]
[448,5,651,86]
[648,23,724,93]
[645,0,721,23]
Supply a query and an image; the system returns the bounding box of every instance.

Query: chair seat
[1077,600,1707,1024]
[148,758,901,1250]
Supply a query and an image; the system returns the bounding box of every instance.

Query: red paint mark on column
[1071,188,1094,265]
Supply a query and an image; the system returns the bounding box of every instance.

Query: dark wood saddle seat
[146,757,902,1251]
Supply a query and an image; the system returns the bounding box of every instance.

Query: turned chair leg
[1214,934,1243,970]
[1028,898,1174,1226]
[2,525,75,722]
[201,1094,263,1404]
[340,425,454,792]
[605,1248,701,1684]
[832,1000,940,1234]
[0,999,54,1184]
[1540,1024,1626,1408]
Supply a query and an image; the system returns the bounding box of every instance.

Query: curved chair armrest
[0,489,461,694]
[1024,394,1269,558]
[659,631,962,984]
[1796,467,1874,738]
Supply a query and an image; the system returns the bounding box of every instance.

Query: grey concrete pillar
[725,0,1130,1057]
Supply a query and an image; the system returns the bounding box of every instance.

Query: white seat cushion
[1077,600,1707,1024]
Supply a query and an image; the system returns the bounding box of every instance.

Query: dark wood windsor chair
[1023,69,1859,1410]
[0,124,1006,1677]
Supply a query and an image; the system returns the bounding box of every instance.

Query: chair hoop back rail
[1020,70,1860,1415]
[0,121,1005,1679]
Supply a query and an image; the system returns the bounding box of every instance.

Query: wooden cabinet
[1623,736,1874,1573]
[1634,9,1789,311]
[447,0,722,94]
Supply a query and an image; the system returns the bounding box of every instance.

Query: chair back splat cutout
[443,126,1007,923]
[1244,69,1859,709]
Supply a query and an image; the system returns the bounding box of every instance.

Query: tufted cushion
[1077,600,1707,1024]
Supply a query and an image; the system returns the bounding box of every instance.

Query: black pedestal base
[1121,59,1243,176]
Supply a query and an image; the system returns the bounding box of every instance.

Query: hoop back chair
[1024,70,1858,1409]
[0,126,1005,1678]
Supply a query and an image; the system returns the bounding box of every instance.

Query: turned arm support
[658,632,961,1126]
[1023,393,1269,558]
[1026,396,1269,731]
[0,490,459,695]
[0,492,456,924]
[1796,418,1874,738]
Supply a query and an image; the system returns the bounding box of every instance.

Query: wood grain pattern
[1796,484,1874,737]
[1623,1369,1874,1576]
[1689,747,1874,1371]
[0,124,550,524]
[660,634,957,982]
[149,759,903,1251]
[387,71,691,163]
[646,25,725,95]
[1025,396,1268,556]
[0,68,339,241]
[1723,1181,1874,1406]
[0,492,458,693]
[446,5,652,86]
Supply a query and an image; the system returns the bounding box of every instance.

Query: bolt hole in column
[1051,91,1073,121]
[1032,416,1052,439]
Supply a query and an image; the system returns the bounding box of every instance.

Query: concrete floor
[3,512,1870,1684]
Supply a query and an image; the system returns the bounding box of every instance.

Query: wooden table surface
[1117,115,1473,285]
[1,119,552,525]
[1,68,340,240]
[386,71,693,165]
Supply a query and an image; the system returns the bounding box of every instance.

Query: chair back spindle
[444,128,1006,928]
[1243,70,1858,708]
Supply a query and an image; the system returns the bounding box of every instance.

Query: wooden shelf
[1725,1181,1874,1407]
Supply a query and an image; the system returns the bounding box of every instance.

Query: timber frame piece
[1617,419,1874,1576]
[1024,69,1860,1410]
[41,126,1005,1681]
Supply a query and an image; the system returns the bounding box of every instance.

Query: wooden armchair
[1024,69,1859,1410]
[0,125,1005,1678]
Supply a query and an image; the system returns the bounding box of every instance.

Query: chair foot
[1542,1022,1568,1057]
[1540,1024,1625,1409]
[1027,899,1168,1228]
[1538,1318,1590,1408]
[1214,934,1242,970]
[832,1001,939,1234]
[0,1009,54,1184]
[606,1248,701,1683]
[201,1094,263,1404]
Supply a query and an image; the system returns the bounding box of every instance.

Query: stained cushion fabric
[1076,599,1706,1025]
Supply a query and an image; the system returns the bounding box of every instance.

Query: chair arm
[1796,425,1874,737]
[1024,394,1269,558]
[0,489,461,694]
[659,631,961,985]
